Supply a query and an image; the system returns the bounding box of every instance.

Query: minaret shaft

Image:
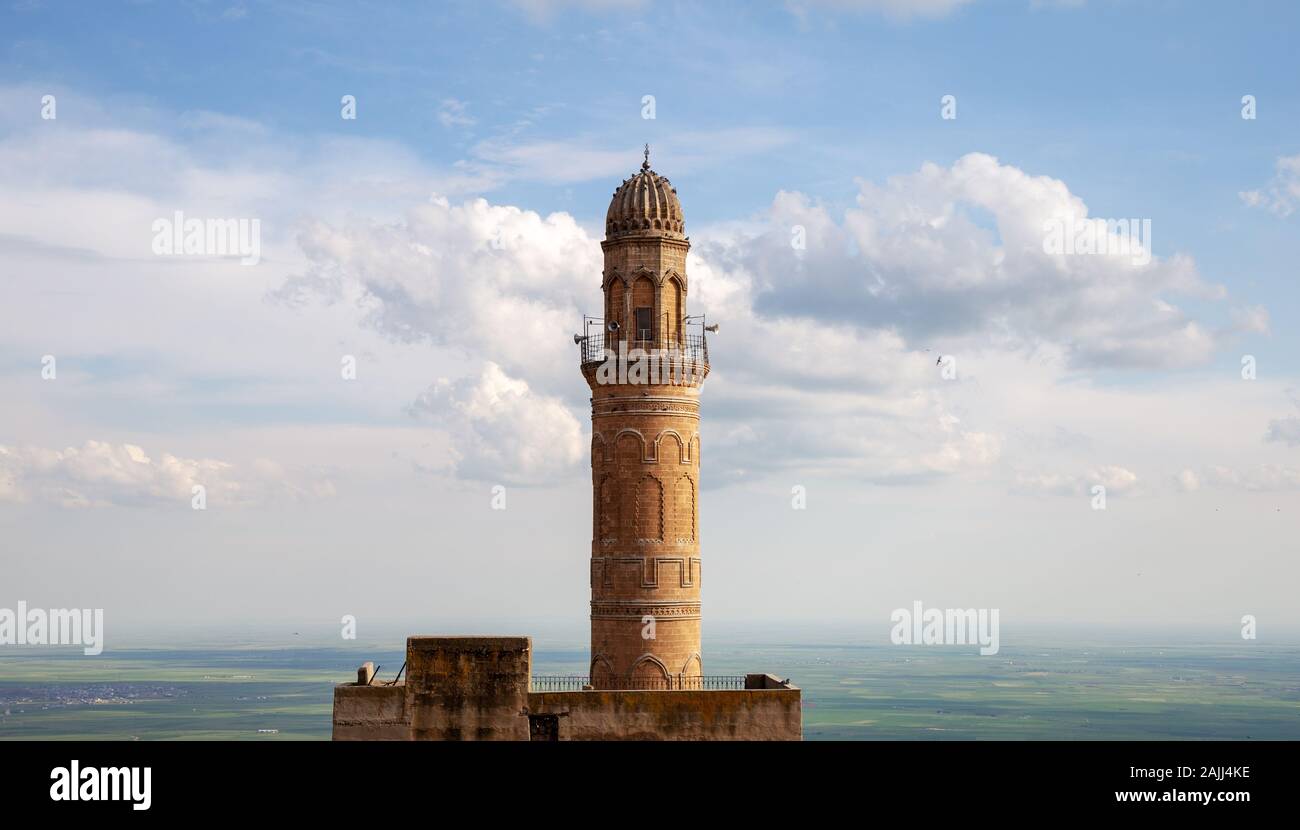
[580,163,706,690]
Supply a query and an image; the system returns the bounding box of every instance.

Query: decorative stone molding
[591,556,701,589]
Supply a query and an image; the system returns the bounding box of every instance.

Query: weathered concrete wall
[405,636,532,741]
[332,683,408,741]
[526,687,802,741]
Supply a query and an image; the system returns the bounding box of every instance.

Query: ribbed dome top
[605,152,684,240]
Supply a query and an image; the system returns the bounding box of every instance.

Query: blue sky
[2,0,1298,631]
[8,0,1295,365]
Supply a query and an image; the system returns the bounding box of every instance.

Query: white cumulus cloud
[409,363,584,485]
[720,153,1233,370]
[0,441,332,508]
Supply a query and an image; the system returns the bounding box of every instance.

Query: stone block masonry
[583,154,709,690]
[330,156,800,741]
[331,636,801,741]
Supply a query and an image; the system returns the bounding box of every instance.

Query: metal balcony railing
[577,332,709,367]
[577,316,712,368]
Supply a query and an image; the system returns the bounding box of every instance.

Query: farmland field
[2,632,1296,740]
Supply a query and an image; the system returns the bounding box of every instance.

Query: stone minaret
[578,148,710,690]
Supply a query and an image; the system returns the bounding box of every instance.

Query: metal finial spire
[642,143,650,171]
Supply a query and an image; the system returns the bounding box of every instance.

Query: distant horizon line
[49,617,1300,646]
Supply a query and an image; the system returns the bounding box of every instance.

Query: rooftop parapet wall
[332,683,407,741]
[329,635,802,741]
[526,686,801,741]
[406,635,531,741]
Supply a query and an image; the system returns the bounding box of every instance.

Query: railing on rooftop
[530,675,590,692]
[530,675,745,692]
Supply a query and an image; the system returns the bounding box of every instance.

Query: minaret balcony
[577,331,708,368]
[576,317,712,367]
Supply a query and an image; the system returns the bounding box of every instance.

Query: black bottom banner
[0,739,1286,816]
